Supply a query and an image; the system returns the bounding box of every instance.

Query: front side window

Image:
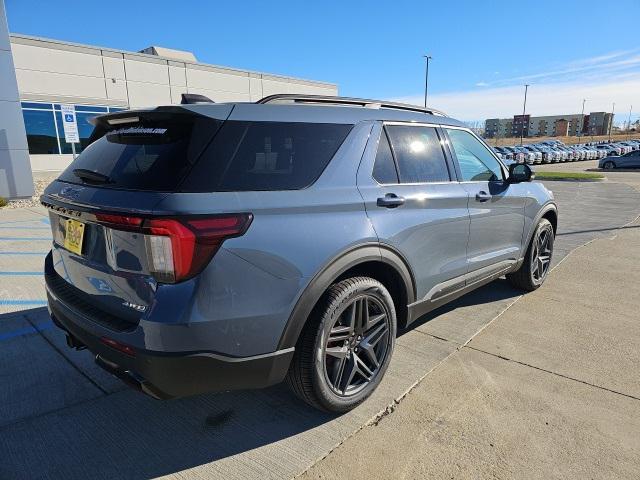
[446,128,504,182]
[385,125,450,183]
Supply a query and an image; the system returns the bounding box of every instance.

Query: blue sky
[6,0,640,121]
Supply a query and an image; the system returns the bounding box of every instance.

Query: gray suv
[42,95,557,412]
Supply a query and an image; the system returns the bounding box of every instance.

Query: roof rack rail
[256,94,447,117]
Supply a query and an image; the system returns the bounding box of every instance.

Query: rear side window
[182,121,352,192]
[58,116,222,191]
[385,125,450,183]
[372,130,399,184]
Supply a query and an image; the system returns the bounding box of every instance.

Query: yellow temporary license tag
[64,219,85,255]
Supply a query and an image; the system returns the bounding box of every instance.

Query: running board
[407,260,516,324]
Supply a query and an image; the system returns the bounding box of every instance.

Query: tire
[286,277,397,413]
[603,161,615,169]
[507,218,554,292]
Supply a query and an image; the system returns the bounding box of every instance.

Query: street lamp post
[627,105,633,140]
[578,98,586,138]
[520,84,529,146]
[423,55,432,108]
[609,102,615,142]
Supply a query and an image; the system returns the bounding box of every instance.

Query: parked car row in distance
[491,139,640,165]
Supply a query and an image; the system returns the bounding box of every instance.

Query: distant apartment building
[484,112,613,138]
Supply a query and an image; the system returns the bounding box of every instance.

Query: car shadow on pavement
[0,306,343,480]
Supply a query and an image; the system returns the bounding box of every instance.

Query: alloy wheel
[531,226,553,283]
[323,293,391,397]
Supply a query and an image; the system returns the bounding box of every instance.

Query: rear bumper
[46,281,294,399]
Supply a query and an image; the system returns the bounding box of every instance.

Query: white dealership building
[0,0,337,199]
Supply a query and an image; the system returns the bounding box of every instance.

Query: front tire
[286,277,397,413]
[507,218,554,292]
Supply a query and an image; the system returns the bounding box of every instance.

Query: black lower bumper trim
[49,294,294,399]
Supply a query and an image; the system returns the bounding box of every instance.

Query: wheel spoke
[366,313,386,330]
[362,321,388,349]
[325,345,348,359]
[354,353,374,381]
[338,356,358,394]
[332,354,348,388]
[531,257,539,276]
[347,301,358,331]
[355,297,369,334]
[359,322,388,369]
[328,325,352,343]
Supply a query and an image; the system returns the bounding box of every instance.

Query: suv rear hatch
[43,105,239,331]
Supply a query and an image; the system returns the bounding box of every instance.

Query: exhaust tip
[65,333,86,351]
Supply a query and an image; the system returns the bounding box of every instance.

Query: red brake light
[95,213,143,229]
[146,214,252,283]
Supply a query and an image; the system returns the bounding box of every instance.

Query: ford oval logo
[59,186,84,199]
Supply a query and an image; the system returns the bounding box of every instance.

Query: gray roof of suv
[219,102,467,127]
[97,100,466,128]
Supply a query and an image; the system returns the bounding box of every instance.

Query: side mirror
[508,162,534,183]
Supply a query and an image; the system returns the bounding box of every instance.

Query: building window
[21,109,59,154]
[21,102,122,155]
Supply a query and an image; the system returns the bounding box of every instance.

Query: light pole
[609,102,615,142]
[578,98,586,138]
[520,84,529,145]
[423,55,432,108]
[627,105,633,140]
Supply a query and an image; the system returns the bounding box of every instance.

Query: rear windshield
[58,116,222,191]
[180,121,353,192]
[59,119,352,192]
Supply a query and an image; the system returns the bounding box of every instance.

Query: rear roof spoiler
[181,93,214,104]
[86,106,216,145]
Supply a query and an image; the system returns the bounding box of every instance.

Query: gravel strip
[2,178,56,209]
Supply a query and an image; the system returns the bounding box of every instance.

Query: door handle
[377,193,405,208]
[475,191,492,202]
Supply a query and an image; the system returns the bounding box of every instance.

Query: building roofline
[8,32,337,88]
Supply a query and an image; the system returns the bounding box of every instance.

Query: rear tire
[507,218,554,292]
[603,161,615,169]
[286,277,396,413]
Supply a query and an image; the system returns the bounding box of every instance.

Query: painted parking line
[0,272,44,276]
[0,320,53,342]
[0,218,49,226]
[0,300,47,306]
[0,252,48,255]
[0,237,51,241]
[0,226,51,230]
